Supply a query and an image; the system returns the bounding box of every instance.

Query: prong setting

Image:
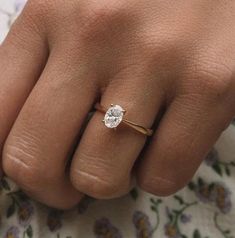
[103,104,125,128]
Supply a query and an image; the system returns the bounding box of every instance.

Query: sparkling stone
[104,105,124,128]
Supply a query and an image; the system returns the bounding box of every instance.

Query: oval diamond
[104,105,124,128]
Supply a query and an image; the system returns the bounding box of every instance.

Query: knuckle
[5,2,47,50]
[79,0,127,40]
[26,0,55,17]
[15,0,52,37]
[140,32,177,60]
[3,151,38,191]
[3,134,44,190]
[71,169,122,199]
[71,151,126,198]
[138,176,181,197]
[23,0,69,37]
[71,156,125,199]
[187,60,233,100]
[84,0,124,19]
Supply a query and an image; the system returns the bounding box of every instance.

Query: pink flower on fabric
[17,201,34,227]
[133,211,153,238]
[47,209,63,232]
[5,226,20,238]
[164,223,180,238]
[94,218,122,238]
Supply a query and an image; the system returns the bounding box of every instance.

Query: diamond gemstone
[104,105,124,128]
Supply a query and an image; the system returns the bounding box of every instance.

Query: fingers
[2,40,98,208]
[0,9,48,175]
[70,65,165,199]
[137,92,235,196]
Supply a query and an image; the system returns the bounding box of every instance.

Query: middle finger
[3,43,98,209]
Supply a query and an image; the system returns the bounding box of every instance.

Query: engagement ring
[95,103,153,136]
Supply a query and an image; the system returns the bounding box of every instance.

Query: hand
[1,0,235,209]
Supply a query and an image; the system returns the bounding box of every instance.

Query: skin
[0,0,235,209]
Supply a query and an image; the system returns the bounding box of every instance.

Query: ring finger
[70,64,165,199]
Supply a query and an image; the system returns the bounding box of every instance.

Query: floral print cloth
[0,1,235,237]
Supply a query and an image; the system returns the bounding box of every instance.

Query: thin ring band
[95,103,153,136]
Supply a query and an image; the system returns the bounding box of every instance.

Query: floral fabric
[0,1,235,237]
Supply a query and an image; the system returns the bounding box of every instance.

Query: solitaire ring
[95,103,153,136]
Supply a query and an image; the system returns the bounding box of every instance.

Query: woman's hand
[1,0,235,209]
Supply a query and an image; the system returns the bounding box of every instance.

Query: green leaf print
[130,188,139,201]
[0,178,11,191]
[212,164,222,176]
[26,225,33,238]
[193,229,201,238]
[6,201,16,218]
